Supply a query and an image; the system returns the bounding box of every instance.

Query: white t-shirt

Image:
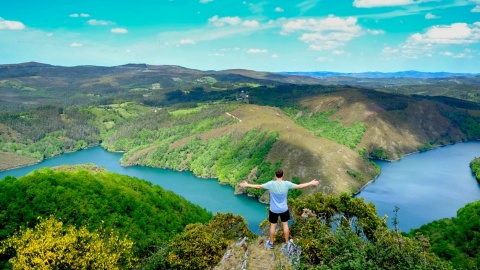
[262,180,297,213]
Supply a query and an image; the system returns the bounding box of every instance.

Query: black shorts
[269,210,290,223]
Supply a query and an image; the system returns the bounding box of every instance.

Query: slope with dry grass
[299,88,471,160]
[122,103,377,196]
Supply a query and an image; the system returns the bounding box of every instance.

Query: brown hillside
[300,89,469,160]
[124,103,377,196]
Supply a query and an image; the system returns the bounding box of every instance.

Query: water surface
[357,141,480,232]
[2,142,479,234]
[0,147,267,234]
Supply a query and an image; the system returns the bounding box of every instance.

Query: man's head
[275,169,284,178]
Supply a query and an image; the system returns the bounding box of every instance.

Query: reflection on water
[2,141,479,234]
[357,141,480,232]
[0,147,267,234]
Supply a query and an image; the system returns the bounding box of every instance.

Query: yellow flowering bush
[0,216,136,270]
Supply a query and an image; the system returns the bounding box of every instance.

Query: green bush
[0,165,212,265]
[409,200,480,269]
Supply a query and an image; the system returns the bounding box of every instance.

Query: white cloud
[243,20,259,28]
[353,0,425,8]
[473,5,480,12]
[275,7,284,12]
[70,42,83,48]
[396,22,480,58]
[208,15,260,29]
[0,17,25,30]
[316,56,332,62]
[271,54,279,58]
[208,15,242,27]
[208,53,224,56]
[406,23,480,45]
[282,15,360,34]
[247,2,267,13]
[381,46,401,59]
[179,38,196,45]
[333,50,345,55]
[247,48,268,53]
[441,51,468,58]
[297,0,320,14]
[425,13,440,19]
[368,29,385,35]
[88,19,115,26]
[111,28,128,34]
[70,13,90,18]
[47,33,53,37]
[281,15,363,50]
[200,0,213,3]
[220,47,241,51]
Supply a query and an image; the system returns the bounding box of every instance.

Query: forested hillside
[0,166,454,269]
[0,165,212,268]
[408,200,480,269]
[1,91,480,196]
[471,157,480,182]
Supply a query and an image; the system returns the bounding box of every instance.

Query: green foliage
[290,193,386,240]
[444,110,480,140]
[347,170,365,182]
[142,129,279,190]
[246,84,337,107]
[289,193,451,269]
[144,213,255,270]
[0,216,136,270]
[283,107,366,149]
[287,177,302,199]
[470,157,480,182]
[408,200,480,269]
[0,106,100,160]
[102,104,235,153]
[369,148,390,160]
[244,161,282,198]
[165,223,228,270]
[417,141,435,152]
[0,166,212,264]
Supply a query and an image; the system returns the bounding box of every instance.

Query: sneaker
[266,240,274,249]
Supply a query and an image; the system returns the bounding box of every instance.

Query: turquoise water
[1,141,479,234]
[0,147,267,234]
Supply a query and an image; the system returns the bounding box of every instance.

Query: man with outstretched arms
[240,169,319,249]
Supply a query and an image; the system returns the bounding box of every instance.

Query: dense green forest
[408,200,480,269]
[283,107,366,149]
[470,157,480,182]
[0,165,212,269]
[0,166,457,269]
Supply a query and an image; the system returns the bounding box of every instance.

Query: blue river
[1,141,479,233]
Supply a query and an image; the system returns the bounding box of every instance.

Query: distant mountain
[1,62,479,113]
[282,70,479,79]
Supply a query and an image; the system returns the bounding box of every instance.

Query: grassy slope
[0,123,38,171]
[300,89,469,160]
[122,103,377,195]
[122,87,479,197]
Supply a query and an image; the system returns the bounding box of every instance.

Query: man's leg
[282,221,290,243]
[269,223,277,244]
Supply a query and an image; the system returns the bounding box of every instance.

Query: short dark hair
[275,169,284,178]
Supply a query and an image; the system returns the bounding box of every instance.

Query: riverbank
[0,151,39,172]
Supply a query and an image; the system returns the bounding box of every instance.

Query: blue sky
[1,0,479,72]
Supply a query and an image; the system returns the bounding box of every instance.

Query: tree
[0,216,136,270]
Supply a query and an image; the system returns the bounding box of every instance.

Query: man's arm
[294,179,319,189]
[239,181,264,189]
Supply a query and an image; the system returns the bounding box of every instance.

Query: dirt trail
[215,236,295,270]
